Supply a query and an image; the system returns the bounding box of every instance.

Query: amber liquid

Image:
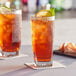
[31,19,53,62]
[0,14,21,52]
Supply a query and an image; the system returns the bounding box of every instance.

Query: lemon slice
[35,7,55,17]
[35,10,52,17]
[0,5,11,14]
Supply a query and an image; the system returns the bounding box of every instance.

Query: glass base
[35,61,52,67]
[1,51,19,57]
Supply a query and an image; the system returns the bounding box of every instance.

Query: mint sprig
[50,8,55,16]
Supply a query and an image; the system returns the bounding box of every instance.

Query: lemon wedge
[35,10,52,17]
[35,8,55,17]
[0,5,11,14]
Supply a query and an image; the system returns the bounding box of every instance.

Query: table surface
[0,45,76,76]
[1,18,76,76]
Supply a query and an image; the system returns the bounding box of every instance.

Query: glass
[31,16,54,67]
[0,9,22,57]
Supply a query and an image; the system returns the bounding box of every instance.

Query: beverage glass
[0,9,22,57]
[31,16,54,67]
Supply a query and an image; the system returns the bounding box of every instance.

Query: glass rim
[11,9,21,11]
[0,9,22,14]
[31,16,55,20]
[11,9,22,14]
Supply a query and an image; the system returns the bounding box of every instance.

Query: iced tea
[31,17,54,66]
[0,10,21,56]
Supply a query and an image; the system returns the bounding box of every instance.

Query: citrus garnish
[35,8,55,17]
[0,5,11,14]
[35,10,52,17]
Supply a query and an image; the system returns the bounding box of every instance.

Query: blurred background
[0,0,76,46]
[0,0,76,20]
